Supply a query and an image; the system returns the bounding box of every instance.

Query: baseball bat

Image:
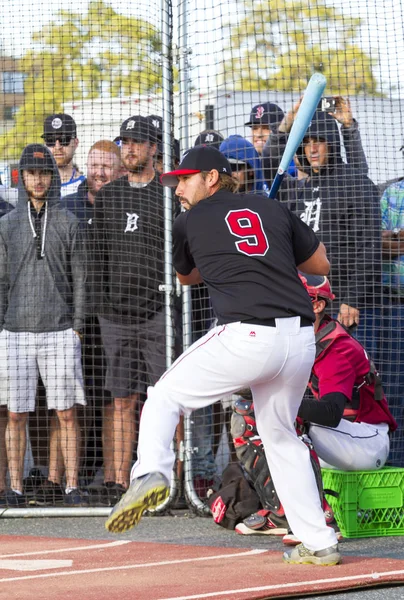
[268,72,327,199]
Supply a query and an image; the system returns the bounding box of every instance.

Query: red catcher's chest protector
[309,320,385,422]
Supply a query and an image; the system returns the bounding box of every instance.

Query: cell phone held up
[320,97,337,113]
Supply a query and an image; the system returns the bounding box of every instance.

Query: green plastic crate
[321,467,404,538]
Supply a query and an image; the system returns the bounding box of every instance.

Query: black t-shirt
[173,189,319,325]
[92,175,164,323]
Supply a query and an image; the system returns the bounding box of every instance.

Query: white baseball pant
[131,317,338,551]
[310,420,390,471]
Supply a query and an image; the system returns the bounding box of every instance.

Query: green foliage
[220,0,380,95]
[1,1,162,159]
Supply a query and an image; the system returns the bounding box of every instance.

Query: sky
[2,0,404,97]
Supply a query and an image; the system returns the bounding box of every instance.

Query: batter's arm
[297,242,329,276]
[176,268,203,286]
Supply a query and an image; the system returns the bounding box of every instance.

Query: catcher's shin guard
[231,396,283,513]
[231,395,326,517]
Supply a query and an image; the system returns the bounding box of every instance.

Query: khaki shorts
[0,329,86,413]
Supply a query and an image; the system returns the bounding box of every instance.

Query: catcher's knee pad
[230,397,259,444]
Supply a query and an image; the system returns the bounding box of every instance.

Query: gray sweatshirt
[0,145,86,333]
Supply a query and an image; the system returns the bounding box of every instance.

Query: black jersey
[92,174,164,323]
[173,189,319,325]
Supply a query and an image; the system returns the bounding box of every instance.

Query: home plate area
[1,536,404,600]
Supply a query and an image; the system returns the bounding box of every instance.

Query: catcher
[232,274,397,541]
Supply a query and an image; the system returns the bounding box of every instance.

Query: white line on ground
[0,540,130,559]
[0,560,73,572]
[0,548,266,583]
[158,568,404,600]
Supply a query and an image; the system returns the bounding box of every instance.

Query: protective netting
[0,0,403,510]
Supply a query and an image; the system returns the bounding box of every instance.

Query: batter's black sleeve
[298,392,347,427]
[288,209,320,265]
[172,212,196,275]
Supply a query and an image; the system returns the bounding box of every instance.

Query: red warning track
[0,536,403,600]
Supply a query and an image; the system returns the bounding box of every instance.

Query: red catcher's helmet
[299,273,336,302]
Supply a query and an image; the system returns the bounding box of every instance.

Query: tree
[0,1,162,159]
[220,0,379,95]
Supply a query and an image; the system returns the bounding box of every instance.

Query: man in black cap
[104,145,342,568]
[91,115,166,501]
[0,144,87,508]
[245,102,285,156]
[42,113,85,197]
[194,130,224,150]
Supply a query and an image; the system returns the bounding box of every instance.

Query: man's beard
[30,190,49,200]
[122,156,148,173]
[54,155,71,168]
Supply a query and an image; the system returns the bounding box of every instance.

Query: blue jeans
[192,405,217,480]
[355,304,404,467]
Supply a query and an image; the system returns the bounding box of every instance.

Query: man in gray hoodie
[0,144,87,507]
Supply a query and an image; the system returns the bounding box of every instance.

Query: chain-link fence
[0,0,403,514]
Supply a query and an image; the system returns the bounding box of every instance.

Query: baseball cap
[299,273,336,302]
[117,115,158,143]
[148,115,163,138]
[245,102,285,127]
[42,114,77,138]
[194,130,224,150]
[20,144,54,171]
[160,145,232,187]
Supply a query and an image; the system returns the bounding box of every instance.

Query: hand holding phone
[320,97,337,112]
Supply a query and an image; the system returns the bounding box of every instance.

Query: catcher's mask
[299,273,335,303]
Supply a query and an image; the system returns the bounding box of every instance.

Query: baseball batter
[105,146,340,566]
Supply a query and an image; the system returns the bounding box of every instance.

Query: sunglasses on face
[44,136,74,147]
[231,163,246,172]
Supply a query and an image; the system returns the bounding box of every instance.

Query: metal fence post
[177,0,210,516]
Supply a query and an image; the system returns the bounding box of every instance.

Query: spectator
[194,130,224,150]
[275,111,381,339]
[379,175,404,466]
[0,144,87,507]
[42,113,85,197]
[219,135,269,195]
[263,96,368,186]
[92,116,166,498]
[63,140,123,224]
[235,274,396,539]
[245,101,284,156]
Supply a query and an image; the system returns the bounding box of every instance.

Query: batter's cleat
[236,510,288,536]
[283,527,342,546]
[105,472,169,534]
[283,543,341,566]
